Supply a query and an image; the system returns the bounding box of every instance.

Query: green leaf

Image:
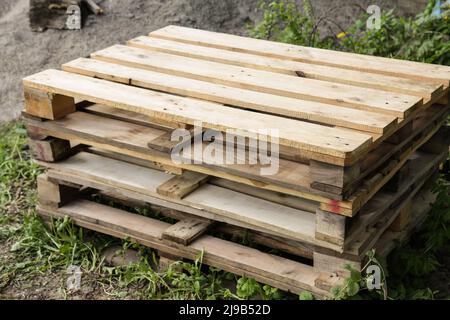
[299,291,314,300]
[346,281,360,297]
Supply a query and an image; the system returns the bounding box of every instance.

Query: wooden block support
[28,137,72,162]
[162,219,212,246]
[315,209,346,248]
[24,87,76,120]
[313,252,361,277]
[157,171,209,199]
[389,200,413,232]
[37,174,79,207]
[310,161,360,193]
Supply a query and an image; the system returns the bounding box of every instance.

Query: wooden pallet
[23,101,449,217]
[35,162,439,298]
[22,26,450,178]
[33,128,447,252]
[21,26,450,222]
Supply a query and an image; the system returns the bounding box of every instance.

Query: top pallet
[23,25,450,167]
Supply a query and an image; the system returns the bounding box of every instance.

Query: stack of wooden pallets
[22,26,450,298]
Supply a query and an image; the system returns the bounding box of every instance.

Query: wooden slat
[162,218,212,245]
[89,104,379,166]
[157,171,209,199]
[63,57,397,134]
[149,25,450,88]
[24,111,354,210]
[39,151,324,246]
[129,36,444,101]
[25,103,448,216]
[83,104,187,130]
[90,44,421,118]
[38,200,330,297]
[23,69,373,160]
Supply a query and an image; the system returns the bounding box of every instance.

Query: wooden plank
[63,57,397,134]
[38,151,329,247]
[129,36,443,101]
[90,45,421,118]
[149,26,450,88]
[83,104,187,130]
[157,171,209,199]
[24,86,75,120]
[162,218,212,245]
[209,178,317,213]
[38,200,331,297]
[23,69,373,160]
[147,128,202,153]
[313,252,361,276]
[25,104,448,216]
[88,188,316,259]
[24,112,354,210]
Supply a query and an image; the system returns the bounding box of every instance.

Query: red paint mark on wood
[328,199,342,214]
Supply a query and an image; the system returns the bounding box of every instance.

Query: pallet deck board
[90,44,422,118]
[128,36,444,101]
[23,69,374,160]
[149,25,450,88]
[24,102,449,215]
[63,57,398,134]
[39,151,324,247]
[38,199,330,297]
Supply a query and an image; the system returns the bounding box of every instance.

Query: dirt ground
[0,0,429,123]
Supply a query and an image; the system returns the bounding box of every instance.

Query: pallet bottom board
[37,151,328,249]
[37,199,332,298]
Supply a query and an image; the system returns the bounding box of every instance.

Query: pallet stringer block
[309,161,360,194]
[24,87,76,120]
[157,171,210,199]
[315,209,346,249]
[162,218,213,246]
[28,137,72,162]
[37,174,80,208]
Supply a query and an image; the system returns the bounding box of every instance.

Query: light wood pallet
[22,26,450,200]
[25,106,449,253]
[33,125,447,260]
[36,156,440,298]
[23,101,449,217]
